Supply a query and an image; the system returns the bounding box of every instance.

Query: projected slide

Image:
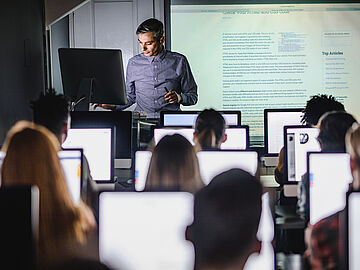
[170,3,360,139]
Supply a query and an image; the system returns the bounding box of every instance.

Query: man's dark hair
[195,109,226,150]
[136,18,164,41]
[301,94,345,126]
[318,111,357,152]
[31,90,70,136]
[189,169,263,269]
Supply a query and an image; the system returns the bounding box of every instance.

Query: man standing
[98,18,198,118]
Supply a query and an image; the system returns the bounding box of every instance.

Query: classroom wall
[0,0,46,143]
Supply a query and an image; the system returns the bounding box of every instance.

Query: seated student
[1,121,96,267]
[146,134,204,194]
[31,90,97,208]
[309,122,360,269]
[275,94,345,185]
[187,169,263,270]
[297,111,357,220]
[193,108,227,151]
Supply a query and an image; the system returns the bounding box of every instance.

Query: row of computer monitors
[2,154,360,270]
[0,148,353,226]
[60,124,319,184]
[68,108,304,159]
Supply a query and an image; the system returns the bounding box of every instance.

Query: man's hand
[92,104,116,110]
[164,90,182,104]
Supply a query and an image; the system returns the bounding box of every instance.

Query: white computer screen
[58,150,82,204]
[134,151,152,191]
[0,151,5,168]
[99,192,194,270]
[163,113,239,126]
[197,151,258,185]
[244,193,275,270]
[154,128,248,149]
[63,128,112,181]
[267,111,303,155]
[348,192,360,270]
[286,127,321,182]
[309,153,353,225]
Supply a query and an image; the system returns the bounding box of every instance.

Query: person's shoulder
[128,53,144,63]
[313,211,340,232]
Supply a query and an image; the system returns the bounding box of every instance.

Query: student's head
[136,18,164,57]
[188,169,263,270]
[146,134,203,194]
[301,94,345,126]
[346,123,360,189]
[317,111,357,152]
[194,109,227,150]
[31,89,70,144]
[1,121,90,263]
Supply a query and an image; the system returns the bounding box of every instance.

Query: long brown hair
[146,134,203,194]
[1,121,93,264]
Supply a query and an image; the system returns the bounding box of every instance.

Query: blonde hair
[146,134,203,194]
[346,123,360,165]
[1,121,93,264]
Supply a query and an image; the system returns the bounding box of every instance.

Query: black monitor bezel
[70,111,132,159]
[59,48,127,107]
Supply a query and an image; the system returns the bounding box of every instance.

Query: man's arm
[179,56,198,106]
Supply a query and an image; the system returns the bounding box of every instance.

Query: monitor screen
[244,193,275,270]
[285,126,321,182]
[161,111,240,126]
[134,151,152,191]
[167,2,360,142]
[197,150,258,185]
[58,149,83,204]
[154,127,248,149]
[70,111,132,159]
[99,192,194,270]
[265,110,303,155]
[308,152,352,225]
[0,151,5,168]
[348,192,360,270]
[63,128,113,181]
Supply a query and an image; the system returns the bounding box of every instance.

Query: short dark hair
[194,109,226,150]
[318,111,357,152]
[189,169,263,268]
[136,18,164,41]
[301,94,345,126]
[31,90,70,136]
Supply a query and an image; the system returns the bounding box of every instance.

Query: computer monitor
[154,126,249,149]
[0,151,5,167]
[58,149,83,204]
[59,48,127,110]
[70,111,132,160]
[134,151,152,191]
[99,192,194,270]
[62,128,114,182]
[0,186,39,269]
[197,150,258,185]
[284,126,321,183]
[160,110,241,127]
[264,109,303,155]
[244,193,275,270]
[347,190,360,270]
[308,152,352,225]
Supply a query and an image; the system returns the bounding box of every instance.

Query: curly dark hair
[31,89,70,136]
[301,94,345,126]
